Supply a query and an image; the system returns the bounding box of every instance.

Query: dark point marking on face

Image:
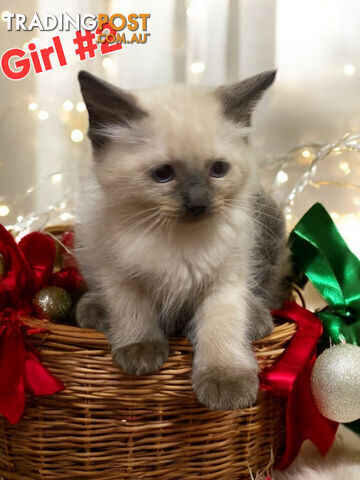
[149,157,234,219]
[180,173,212,217]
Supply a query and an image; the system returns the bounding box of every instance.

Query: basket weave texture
[0,318,296,480]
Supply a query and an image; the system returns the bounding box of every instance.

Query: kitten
[76,69,289,410]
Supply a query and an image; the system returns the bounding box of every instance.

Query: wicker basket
[0,317,296,480]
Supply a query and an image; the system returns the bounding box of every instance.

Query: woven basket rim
[23,316,297,353]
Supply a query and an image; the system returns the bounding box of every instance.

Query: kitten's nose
[182,178,210,217]
[185,204,207,216]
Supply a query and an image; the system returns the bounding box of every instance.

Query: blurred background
[0,0,360,260]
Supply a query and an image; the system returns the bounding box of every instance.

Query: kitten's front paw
[112,341,169,375]
[192,365,259,410]
[248,308,274,342]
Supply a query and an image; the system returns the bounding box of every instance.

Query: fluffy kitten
[76,69,289,410]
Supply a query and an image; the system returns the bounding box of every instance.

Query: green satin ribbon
[290,203,360,346]
[290,203,360,433]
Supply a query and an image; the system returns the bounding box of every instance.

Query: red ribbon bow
[260,301,338,470]
[0,225,85,423]
[0,225,83,312]
[0,308,64,424]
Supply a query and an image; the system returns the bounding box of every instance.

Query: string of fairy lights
[4,131,360,260]
[0,9,92,222]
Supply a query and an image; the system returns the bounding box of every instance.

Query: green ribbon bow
[290,203,360,346]
[290,202,360,432]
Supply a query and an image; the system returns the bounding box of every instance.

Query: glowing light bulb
[51,173,62,184]
[38,110,49,120]
[62,100,74,112]
[344,64,356,76]
[298,148,315,165]
[330,211,340,220]
[276,170,288,184]
[28,102,38,111]
[285,213,292,221]
[339,161,351,175]
[0,205,10,217]
[76,101,86,112]
[102,57,113,69]
[71,129,84,143]
[1,11,11,21]
[60,212,74,221]
[190,61,205,74]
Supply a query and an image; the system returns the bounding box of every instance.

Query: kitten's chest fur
[119,230,225,298]
[114,215,250,318]
[131,241,228,335]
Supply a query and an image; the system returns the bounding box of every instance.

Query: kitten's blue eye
[151,164,175,183]
[210,160,230,178]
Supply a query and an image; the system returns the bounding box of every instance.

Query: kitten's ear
[78,70,146,150]
[216,70,276,126]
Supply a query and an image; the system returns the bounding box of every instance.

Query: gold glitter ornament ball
[311,343,360,423]
[34,286,73,323]
[0,254,5,281]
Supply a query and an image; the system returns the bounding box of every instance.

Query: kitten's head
[78,70,275,228]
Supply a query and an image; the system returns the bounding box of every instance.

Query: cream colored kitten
[76,70,289,410]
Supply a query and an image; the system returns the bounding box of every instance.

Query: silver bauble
[311,343,360,423]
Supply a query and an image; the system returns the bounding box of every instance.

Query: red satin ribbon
[0,224,84,309]
[0,225,84,423]
[0,309,64,424]
[0,226,55,312]
[260,302,338,470]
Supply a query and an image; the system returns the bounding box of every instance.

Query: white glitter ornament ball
[311,343,360,423]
